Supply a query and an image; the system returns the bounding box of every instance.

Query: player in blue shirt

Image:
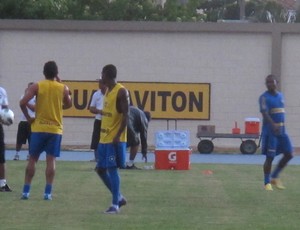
[259,74,293,191]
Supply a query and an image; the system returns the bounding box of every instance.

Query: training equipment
[0,108,14,126]
[245,117,260,134]
[155,130,191,170]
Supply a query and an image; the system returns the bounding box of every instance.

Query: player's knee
[266,156,274,163]
[95,167,106,175]
[285,153,293,161]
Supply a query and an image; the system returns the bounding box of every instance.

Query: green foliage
[224,2,239,20]
[198,0,289,22]
[198,0,236,21]
[243,0,287,23]
[261,0,286,22]
[162,0,204,22]
[102,0,156,21]
[0,0,70,19]
[0,0,296,23]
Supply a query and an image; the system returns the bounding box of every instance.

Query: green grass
[1,161,300,230]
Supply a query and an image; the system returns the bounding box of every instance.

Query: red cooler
[244,118,260,134]
[154,149,191,170]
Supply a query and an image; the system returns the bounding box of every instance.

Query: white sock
[0,179,6,187]
[16,151,19,155]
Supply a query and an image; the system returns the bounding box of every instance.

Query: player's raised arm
[63,85,72,110]
[20,83,37,123]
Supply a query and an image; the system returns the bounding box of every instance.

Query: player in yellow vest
[20,61,72,200]
[95,64,129,214]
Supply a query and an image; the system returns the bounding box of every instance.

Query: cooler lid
[245,117,260,122]
[155,130,190,149]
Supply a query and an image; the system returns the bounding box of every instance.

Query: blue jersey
[259,91,292,156]
[259,91,285,136]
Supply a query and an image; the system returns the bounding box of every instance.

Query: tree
[0,0,71,19]
[0,0,294,23]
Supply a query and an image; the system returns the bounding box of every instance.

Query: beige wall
[0,20,299,150]
[281,34,300,144]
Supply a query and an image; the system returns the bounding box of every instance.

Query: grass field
[1,161,299,230]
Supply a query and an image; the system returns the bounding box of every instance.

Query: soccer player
[126,106,151,169]
[20,61,72,200]
[14,82,36,161]
[0,86,12,192]
[95,64,128,214]
[259,74,293,191]
[89,79,106,162]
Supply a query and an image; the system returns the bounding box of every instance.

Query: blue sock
[271,167,282,179]
[23,184,31,194]
[44,184,52,194]
[99,171,112,192]
[264,174,270,185]
[108,167,120,206]
[98,169,122,203]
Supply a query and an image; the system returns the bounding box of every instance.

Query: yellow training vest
[100,83,127,143]
[31,79,64,134]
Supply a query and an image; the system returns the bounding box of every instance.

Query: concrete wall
[0,20,299,150]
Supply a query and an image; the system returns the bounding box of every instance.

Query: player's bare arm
[63,85,72,110]
[20,83,38,123]
[262,111,280,134]
[27,103,35,112]
[0,105,8,123]
[89,106,103,115]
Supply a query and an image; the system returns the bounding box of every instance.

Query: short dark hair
[266,74,278,83]
[102,64,117,79]
[43,61,58,79]
[266,74,275,79]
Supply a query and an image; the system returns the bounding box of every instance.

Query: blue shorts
[96,142,126,169]
[261,133,293,158]
[29,132,62,158]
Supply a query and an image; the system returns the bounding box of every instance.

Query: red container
[154,149,191,170]
[232,121,241,134]
[245,118,260,134]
